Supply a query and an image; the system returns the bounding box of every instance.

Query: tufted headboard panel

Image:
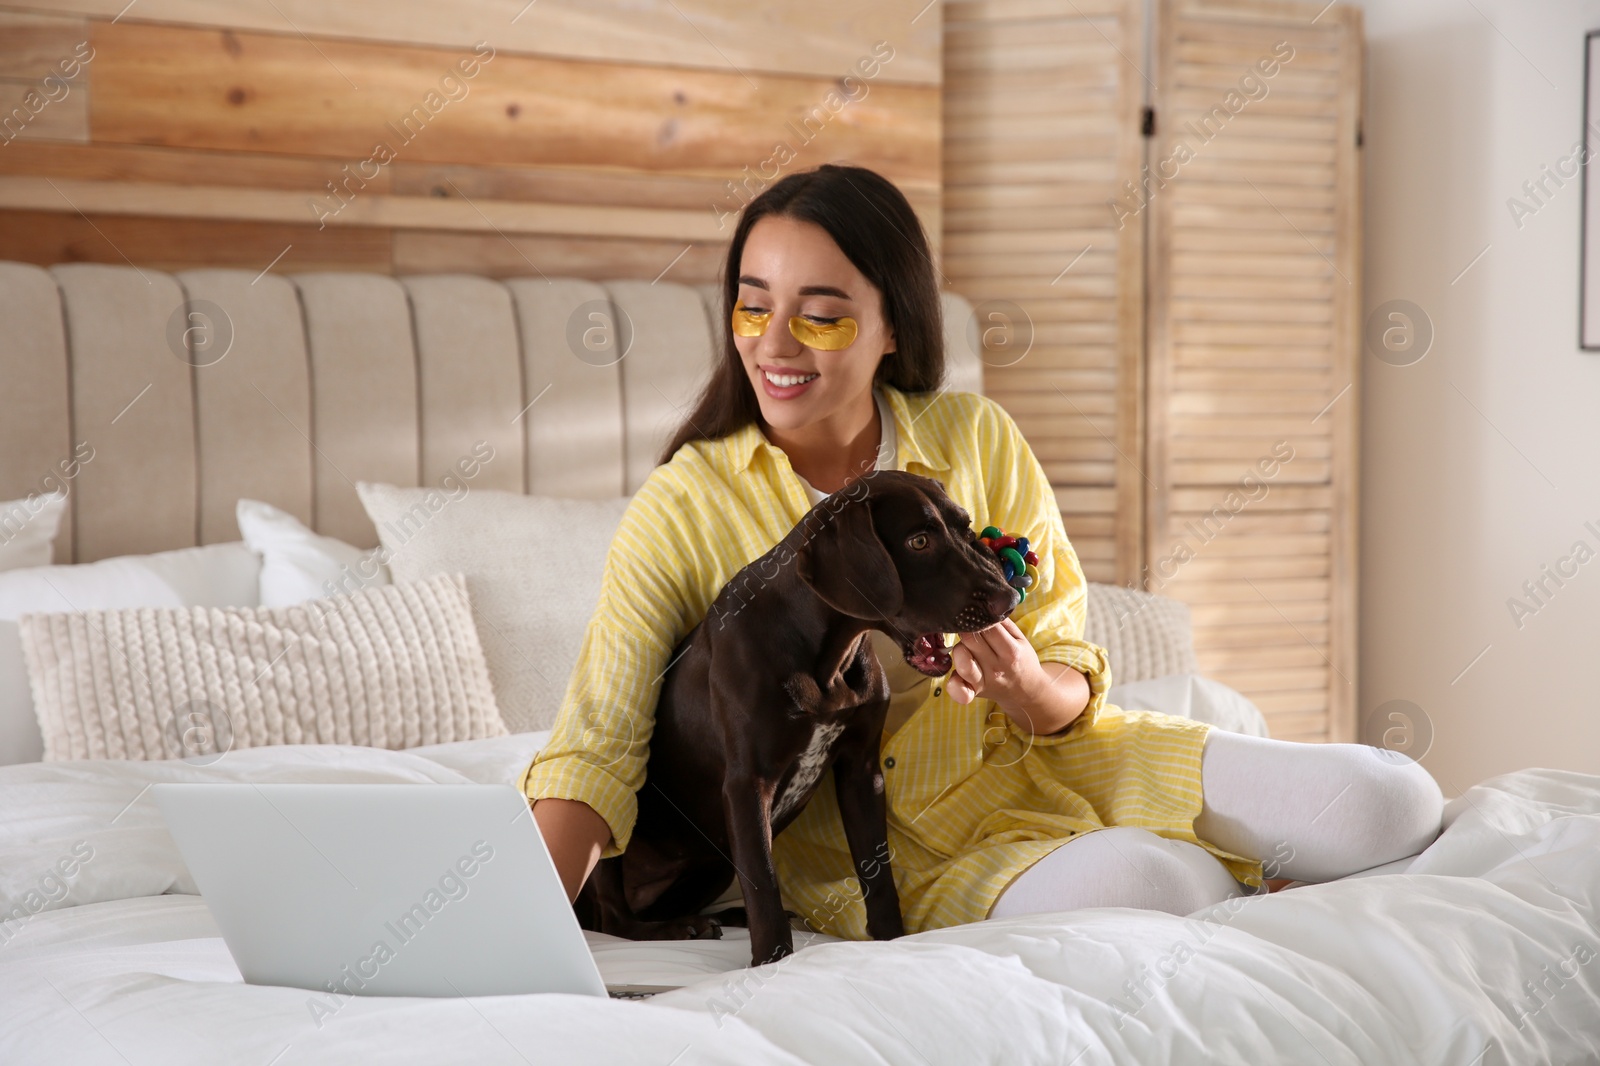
[0,262,985,564]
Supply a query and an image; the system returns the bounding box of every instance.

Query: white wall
[1351,0,1600,794]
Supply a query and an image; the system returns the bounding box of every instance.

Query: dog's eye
[907,533,930,551]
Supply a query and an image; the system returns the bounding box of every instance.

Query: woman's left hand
[946,617,1043,713]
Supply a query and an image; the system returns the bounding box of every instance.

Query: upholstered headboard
[0,262,984,565]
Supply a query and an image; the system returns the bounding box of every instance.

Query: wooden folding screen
[943,0,1147,591]
[944,0,1363,742]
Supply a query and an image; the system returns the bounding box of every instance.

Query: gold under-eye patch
[789,316,858,351]
[732,301,859,351]
[731,301,772,338]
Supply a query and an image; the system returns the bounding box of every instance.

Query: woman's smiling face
[733,214,895,434]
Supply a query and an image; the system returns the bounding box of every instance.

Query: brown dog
[574,469,1022,965]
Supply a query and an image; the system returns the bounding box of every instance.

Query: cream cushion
[1083,583,1200,685]
[19,572,505,761]
[355,482,631,733]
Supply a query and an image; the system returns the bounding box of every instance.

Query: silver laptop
[152,782,682,1000]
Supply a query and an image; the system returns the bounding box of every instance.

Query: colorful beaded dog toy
[978,525,1039,603]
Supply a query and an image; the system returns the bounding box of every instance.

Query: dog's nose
[984,586,1020,617]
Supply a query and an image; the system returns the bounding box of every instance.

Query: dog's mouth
[904,632,953,678]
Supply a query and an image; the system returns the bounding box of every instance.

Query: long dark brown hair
[656,163,946,467]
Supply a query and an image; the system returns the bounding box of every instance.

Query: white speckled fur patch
[772,722,846,822]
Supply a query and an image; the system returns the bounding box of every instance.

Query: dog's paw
[665,914,724,941]
[615,913,724,942]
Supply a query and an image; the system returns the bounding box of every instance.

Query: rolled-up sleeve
[975,398,1112,746]
[518,478,701,858]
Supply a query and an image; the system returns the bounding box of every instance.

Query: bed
[1,261,1597,1064]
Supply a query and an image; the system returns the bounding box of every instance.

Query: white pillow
[0,542,260,766]
[1106,674,1271,738]
[355,482,631,733]
[237,498,389,607]
[0,492,68,572]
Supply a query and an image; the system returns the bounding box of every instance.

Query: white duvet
[1,735,1597,1065]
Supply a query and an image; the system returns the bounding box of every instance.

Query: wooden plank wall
[943,0,1146,588]
[1145,0,1363,742]
[0,2,941,281]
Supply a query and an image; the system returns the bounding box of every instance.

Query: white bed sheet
[1,735,1597,1064]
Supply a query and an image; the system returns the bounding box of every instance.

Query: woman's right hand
[531,796,613,903]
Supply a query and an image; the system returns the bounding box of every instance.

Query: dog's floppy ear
[795,497,905,621]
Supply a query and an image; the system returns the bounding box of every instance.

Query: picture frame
[1581,30,1600,348]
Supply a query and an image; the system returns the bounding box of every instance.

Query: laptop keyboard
[606,984,682,999]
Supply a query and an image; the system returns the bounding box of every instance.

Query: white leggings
[987,728,1446,920]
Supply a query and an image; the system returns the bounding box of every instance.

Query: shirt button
[933,687,941,697]
[884,756,896,769]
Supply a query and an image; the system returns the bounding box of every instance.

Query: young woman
[520,164,1444,937]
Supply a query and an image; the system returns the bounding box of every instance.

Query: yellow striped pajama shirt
[518,382,1265,939]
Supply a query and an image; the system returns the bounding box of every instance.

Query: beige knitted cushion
[18,572,506,762]
[1083,582,1199,685]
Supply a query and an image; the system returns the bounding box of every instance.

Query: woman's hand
[947,617,1091,735]
[947,617,1041,711]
